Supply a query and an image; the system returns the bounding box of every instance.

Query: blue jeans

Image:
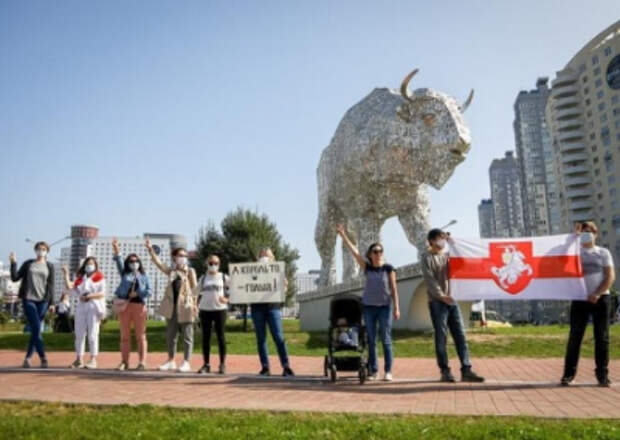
[428,300,471,373]
[251,305,290,369]
[23,299,48,360]
[363,304,393,374]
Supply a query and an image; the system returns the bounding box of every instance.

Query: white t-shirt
[581,245,614,295]
[198,272,229,311]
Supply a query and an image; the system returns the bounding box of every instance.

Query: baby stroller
[323,294,368,384]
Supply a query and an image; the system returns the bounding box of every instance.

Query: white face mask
[129,262,140,272]
[85,264,96,274]
[435,239,447,249]
[259,256,270,263]
[35,249,47,258]
[207,263,219,273]
[580,232,594,245]
[175,256,188,267]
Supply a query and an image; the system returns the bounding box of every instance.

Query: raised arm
[9,253,25,282]
[112,238,124,275]
[145,237,170,275]
[61,266,74,291]
[336,224,366,270]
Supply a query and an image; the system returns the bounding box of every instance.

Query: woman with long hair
[112,238,152,371]
[337,224,400,381]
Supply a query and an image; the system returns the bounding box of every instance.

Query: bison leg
[353,216,384,269]
[315,206,339,287]
[397,193,431,259]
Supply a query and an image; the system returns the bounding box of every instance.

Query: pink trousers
[119,303,148,363]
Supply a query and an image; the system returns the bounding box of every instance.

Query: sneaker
[70,359,84,369]
[368,372,378,381]
[282,367,295,377]
[116,362,128,371]
[178,361,191,373]
[197,364,211,374]
[259,367,270,376]
[218,364,226,375]
[135,363,146,371]
[440,370,456,383]
[560,375,574,386]
[22,359,31,369]
[158,361,177,371]
[383,372,393,382]
[40,358,48,369]
[461,370,484,383]
[84,359,97,369]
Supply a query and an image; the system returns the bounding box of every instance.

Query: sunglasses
[208,261,219,265]
[128,260,139,264]
[371,249,383,254]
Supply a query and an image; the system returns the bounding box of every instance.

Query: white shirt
[198,272,229,311]
[581,245,614,295]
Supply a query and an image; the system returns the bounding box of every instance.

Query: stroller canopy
[329,294,363,326]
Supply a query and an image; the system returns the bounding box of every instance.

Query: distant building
[514,78,562,236]
[477,199,495,238]
[0,261,20,316]
[489,151,526,238]
[295,270,321,295]
[69,225,99,275]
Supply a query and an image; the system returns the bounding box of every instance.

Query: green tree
[194,208,300,303]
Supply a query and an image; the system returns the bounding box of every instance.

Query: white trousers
[74,302,101,357]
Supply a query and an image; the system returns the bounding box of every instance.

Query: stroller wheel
[329,364,337,383]
[358,367,367,385]
[323,356,329,377]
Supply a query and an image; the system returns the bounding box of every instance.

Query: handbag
[114,278,136,314]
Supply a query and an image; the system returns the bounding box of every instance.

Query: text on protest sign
[229,262,286,304]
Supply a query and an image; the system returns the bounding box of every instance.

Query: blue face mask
[580,232,594,245]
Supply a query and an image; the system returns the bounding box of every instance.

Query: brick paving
[0,350,618,418]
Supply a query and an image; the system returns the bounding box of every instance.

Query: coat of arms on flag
[447,234,588,301]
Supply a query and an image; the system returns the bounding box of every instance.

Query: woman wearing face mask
[250,248,295,377]
[9,242,55,368]
[62,257,106,369]
[112,238,152,371]
[562,222,615,387]
[197,255,229,374]
[145,238,198,373]
[337,225,400,381]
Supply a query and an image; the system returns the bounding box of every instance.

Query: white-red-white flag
[448,234,587,301]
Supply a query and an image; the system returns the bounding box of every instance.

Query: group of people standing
[9,220,614,386]
[10,240,295,377]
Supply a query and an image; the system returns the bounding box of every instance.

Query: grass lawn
[1,319,619,358]
[1,401,619,440]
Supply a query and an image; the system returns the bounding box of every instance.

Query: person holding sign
[562,222,615,387]
[197,254,229,375]
[250,248,295,377]
[146,238,198,373]
[337,225,400,381]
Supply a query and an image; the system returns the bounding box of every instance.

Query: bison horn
[400,68,419,103]
[460,89,474,113]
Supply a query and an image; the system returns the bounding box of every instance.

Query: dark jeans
[251,304,290,369]
[563,296,610,379]
[23,299,48,360]
[428,300,472,373]
[199,310,227,366]
[363,304,393,373]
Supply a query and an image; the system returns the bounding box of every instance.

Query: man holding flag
[421,228,485,383]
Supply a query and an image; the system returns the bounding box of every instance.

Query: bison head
[395,68,472,189]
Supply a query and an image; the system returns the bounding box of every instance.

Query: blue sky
[0,1,618,276]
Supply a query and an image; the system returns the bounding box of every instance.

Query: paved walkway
[0,350,618,418]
